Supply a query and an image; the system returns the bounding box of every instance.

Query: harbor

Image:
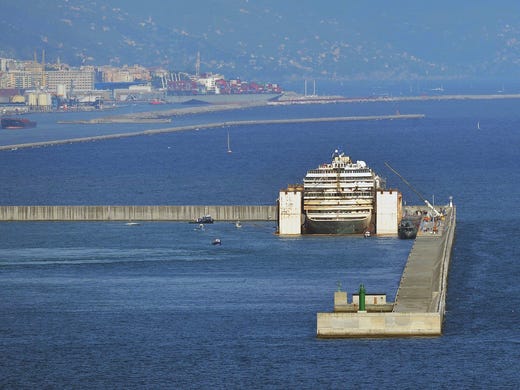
[0,144,457,337]
[2,2,519,385]
[0,202,457,338]
[0,199,457,339]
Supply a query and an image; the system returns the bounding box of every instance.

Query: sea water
[0,98,519,388]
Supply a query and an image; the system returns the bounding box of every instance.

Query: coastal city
[0,52,283,113]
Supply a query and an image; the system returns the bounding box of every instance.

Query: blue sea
[0,97,519,389]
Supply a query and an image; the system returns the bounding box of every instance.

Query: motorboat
[190,215,214,224]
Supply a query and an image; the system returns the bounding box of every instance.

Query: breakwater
[317,205,456,337]
[0,114,424,151]
[57,118,172,124]
[273,93,520,105]
[0,205,277,222]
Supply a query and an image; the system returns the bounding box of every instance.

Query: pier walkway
[317,205,456,337]
[394,207,456,315]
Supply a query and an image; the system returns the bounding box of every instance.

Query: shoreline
[3,91,519,123]
[2,91,518,150]
[52,92,520,124]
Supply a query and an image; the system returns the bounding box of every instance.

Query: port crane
[384,162,441,217]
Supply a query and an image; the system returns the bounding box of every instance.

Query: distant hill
[2,0,520,83]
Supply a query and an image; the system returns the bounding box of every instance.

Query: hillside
[2,0,520,83]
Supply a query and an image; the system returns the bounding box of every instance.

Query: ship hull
[1,118,36,129]
[303,216,371,235]
[398,229,417,239]
[165,93,282,105]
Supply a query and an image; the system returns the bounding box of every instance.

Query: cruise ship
[303,149,385,234]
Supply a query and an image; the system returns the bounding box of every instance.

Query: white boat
[227,130,232,153]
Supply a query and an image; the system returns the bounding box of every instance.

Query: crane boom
[384,162,440,217]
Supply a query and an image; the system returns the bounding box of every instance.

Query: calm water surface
[0,99,519,388]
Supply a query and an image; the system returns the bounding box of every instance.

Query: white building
[45,68,95,92]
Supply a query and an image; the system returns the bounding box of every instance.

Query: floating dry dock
[317,204,456,337]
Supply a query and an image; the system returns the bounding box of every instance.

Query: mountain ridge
[2,1,520,83]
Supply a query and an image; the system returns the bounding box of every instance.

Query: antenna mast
[195,51,200,77]
[41,49,46,88]
[384,162,440,217]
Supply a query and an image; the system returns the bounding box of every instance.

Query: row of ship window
[306,209,372,214]
[304,192,373,197]
[307,169,372,174]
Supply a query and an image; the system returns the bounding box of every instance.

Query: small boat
[212,238,222,245]
[364,231,371,238]
[235,220,242,228]
[1,117,37,129]
[193,223,205,231]
[190,215,214,224]
[125,221,140,226]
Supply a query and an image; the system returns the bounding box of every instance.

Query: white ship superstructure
[303,149,384,234]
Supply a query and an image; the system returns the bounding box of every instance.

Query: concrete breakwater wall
[0,205,278,222]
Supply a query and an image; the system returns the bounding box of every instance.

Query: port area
[317,204,456,338]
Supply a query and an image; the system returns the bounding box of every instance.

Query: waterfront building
[97,65,151,83]
[1,71,36,89]
[45,67,95,92]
